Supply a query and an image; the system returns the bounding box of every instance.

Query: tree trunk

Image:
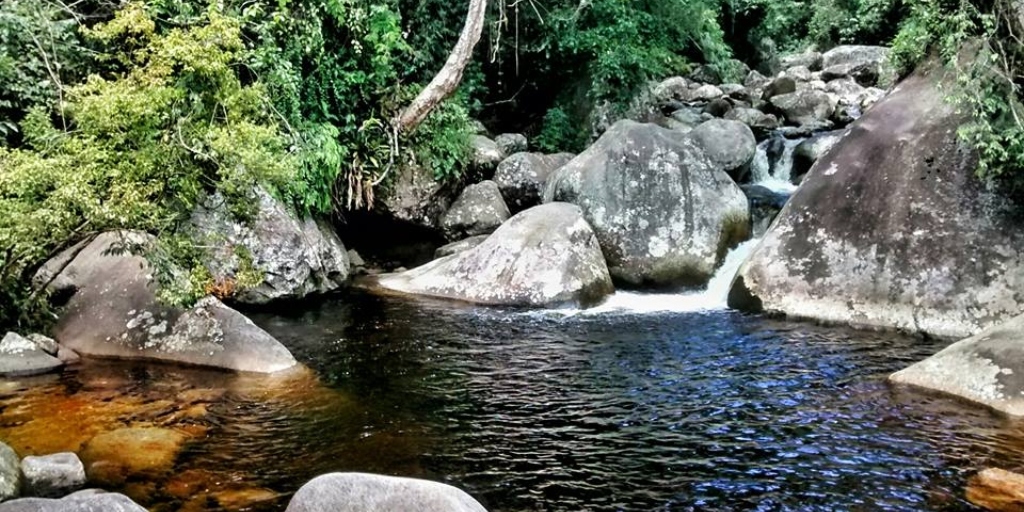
[396,0,488,133]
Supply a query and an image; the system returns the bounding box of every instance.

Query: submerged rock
[80,427,187,486]
[0,492,147,512]
[0,442,19,502]
[20,453,86,498]
[378,203,613,307]
[440,181,510,241]
[50,232,298,373]
[545,120,749,288]
[190,187,350,304]
[284,473,488,512]
[890,314,1024,416]
[967,468,1024,511]
[0,334,62,378]
[730,60,1024,338]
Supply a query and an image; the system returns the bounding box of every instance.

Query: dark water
[3,289,1024,511]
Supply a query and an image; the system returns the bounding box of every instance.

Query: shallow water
[2,290,1023,511]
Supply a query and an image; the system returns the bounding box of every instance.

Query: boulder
[890,314,1024,416]
[377,163,453,230]
[439,181,510,240]
[652,77,695,102]
[792,130,846,182]
[24,335,57,356]
[967,468,1024,511]
[702,98,733,118]
[470,135,505,174]
[493,152,575,213]
[742,185,792,238]
[820,45,891,86]
[690,84,724,102]
[724,108,780,134]
[284,473,487,512]
[50,232,298,373]
[20,453,86,498]
[763,76,797,99]
[494,133,528,155]
[690,119,757,182]
[545,120,749,287]
[786,65,812,82]
[744,70,770,89]
[0,442,19,502]
[770,89,836,126]
[729,60,1024,338]
[378,203,613,307]
[718,83,745,96]
[0,333,63,377]
[347,249,365,269]
[190,187,349,304]
[434,235,489,259]
[0,492,147,512]
[780,50,824,71]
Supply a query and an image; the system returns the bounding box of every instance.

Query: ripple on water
[0,290,1020,511]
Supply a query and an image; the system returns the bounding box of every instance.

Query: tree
[395,0,487,133]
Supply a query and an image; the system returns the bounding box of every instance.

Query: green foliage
[0,3,294,328]
[535,106,587,153]
[0,0,89,146]
[738,0,903,56]
[890,0,1024,198]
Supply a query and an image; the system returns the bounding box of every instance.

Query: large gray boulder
[493,152,575,212]
[770,89,837,126]
[494,133,528,155]
[781,50,824,71]
[792,130,846,182]
[49,232,298,373]
[545,120,749,287]
[890,314,1024,416]
[378,203,613,307]
[377,164,454,230]
[0,442,19,502]
[821,45,891,86]
[0,333,62,377]
[285,473,487,512]
[20,453,85,498]
[729,60,1024,339]
[724,108,780,135]
[439,181,510,240]
[434,235,489,259]
[690,119,757,182]
[470,135,505,174]
[190,187,349,304]
[0,492,146,512]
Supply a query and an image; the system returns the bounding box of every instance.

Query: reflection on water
[0,290,1022,511]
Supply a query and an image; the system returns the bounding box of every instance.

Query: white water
[548,238,760,316]
[750,137,801,194]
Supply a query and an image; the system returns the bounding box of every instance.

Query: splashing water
[750,136,802,193]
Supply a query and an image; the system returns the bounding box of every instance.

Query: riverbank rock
[690,119,757,182]
[378,163,454,230]
[470,135,505,174]
[493,153,575,213]
[729,59,1024,339]
[20,453,85,498]
[0,442,19,502]
[440,181,510,241]
[0,492,147,512]
[545,120,749,288]
[889,314,1024,416]
[769,89,836,126]
[50,232,298,373]
[967,468,1024,511]
[0,334,63,378]
[781,50,824,71]
[378,203,613,307]
[190,187,350,304]
[494,133,528,155]
[284,473,488,512]
[821,45,891,86]
[80,427,187,486]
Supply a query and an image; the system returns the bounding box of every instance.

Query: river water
[1,274,1023,510]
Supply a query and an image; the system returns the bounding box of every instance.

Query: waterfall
[548,239,761,316]
[751,135,802,193]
